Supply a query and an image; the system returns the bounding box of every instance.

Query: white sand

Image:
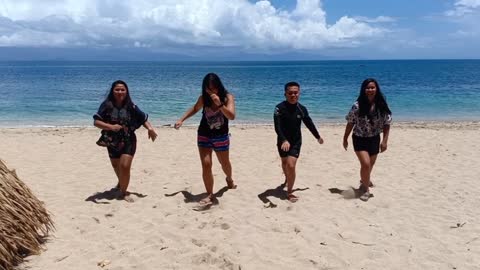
[1,122,479,270]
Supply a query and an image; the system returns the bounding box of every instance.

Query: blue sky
[0,0,479,60]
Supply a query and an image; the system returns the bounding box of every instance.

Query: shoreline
[0,120,479,131]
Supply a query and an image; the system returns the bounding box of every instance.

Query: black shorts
[107,138,137,159]
[277,142,301,158]
[352,134,380,156]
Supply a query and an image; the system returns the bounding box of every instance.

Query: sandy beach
[1,122,479,270]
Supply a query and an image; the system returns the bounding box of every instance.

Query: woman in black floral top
[94,80,157,202]
[343,78,391,201]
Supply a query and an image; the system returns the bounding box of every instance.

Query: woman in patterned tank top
[174,73,237,207]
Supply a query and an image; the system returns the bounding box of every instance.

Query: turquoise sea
[0,60,479,127]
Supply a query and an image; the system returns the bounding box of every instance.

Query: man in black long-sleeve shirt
[274,81,324,202]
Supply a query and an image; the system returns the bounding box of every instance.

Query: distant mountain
[0,47,348,61]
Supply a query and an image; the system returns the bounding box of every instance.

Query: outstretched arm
[303,117,321,138]
[301,107,322,143]
[174,96,203,129]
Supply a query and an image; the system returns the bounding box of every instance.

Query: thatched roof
[0,160,54,270]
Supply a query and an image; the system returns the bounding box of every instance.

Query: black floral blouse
[346,101,392,137]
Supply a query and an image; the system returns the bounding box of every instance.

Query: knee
[119,162,131,172]
[286,162,296,171]
[360,162,371,170]
[201,159,213,169]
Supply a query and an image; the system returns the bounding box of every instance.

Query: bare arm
[174,96,203,129]
[343,122,354,150]
[142,120,157,142]
[218,94,235,120]
[380,125,390,152]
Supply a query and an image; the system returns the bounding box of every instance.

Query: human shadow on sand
[164,186,231,211]
[258,182,309,208]
[328,187,374,200]
[85,188,147,204]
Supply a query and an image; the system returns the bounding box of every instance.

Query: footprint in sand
[192,239,204,247]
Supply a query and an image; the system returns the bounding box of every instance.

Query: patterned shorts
[197,134,230,152]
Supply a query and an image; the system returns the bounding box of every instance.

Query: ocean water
[0,60,479,127]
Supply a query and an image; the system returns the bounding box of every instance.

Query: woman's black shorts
[107,138,137,159]
[352,134,380,156]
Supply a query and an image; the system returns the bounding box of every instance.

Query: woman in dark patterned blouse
[343,78,391,201]
[94,80,157,202]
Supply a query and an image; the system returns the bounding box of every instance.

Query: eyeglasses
[286,92,299,96]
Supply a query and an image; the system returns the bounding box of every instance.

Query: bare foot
[118,192,134,203]
[199,194,214,206]
[225,177,237,189]
[287,193,298,203]
[123,194,134,203]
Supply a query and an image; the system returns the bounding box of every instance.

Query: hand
[206,90,222,107]
[148,128,157,142]
[380,141,388,152]
[174,120,183,129]
[281,141,290,152]
[343,139,348,150]
[110,124,123,132]
[317,137,324,144]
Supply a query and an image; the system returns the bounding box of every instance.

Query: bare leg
[198,147,214,203]
[281,160,287,186]
[355,151,371,192]
[369,154,378,175]
[109,158,120,188]
[281,156,298,202]
[117,154,134,202]
[215,150,237,189]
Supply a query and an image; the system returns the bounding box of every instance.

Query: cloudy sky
[0,0,479,60]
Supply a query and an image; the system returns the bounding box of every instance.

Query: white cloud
[0,0,387,52]
[445,0,480,16]
[353,16,396,23]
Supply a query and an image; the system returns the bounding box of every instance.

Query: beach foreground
[1,123,479,270]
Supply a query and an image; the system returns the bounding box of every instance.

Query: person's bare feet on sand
[118,192,134,203]
[287,193,298,203]
[199,194,214,206]
[226,177,237,189]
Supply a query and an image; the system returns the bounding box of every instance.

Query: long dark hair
[201,73,228,107]
[357,78,391,118]
[106,80,133,108]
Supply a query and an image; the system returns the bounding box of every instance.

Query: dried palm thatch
[0,159,54,270]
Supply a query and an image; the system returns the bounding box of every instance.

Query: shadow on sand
[85,188,147,204]
[258,182,309,208]
[328,186,373,200]
[164,186,230,211]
